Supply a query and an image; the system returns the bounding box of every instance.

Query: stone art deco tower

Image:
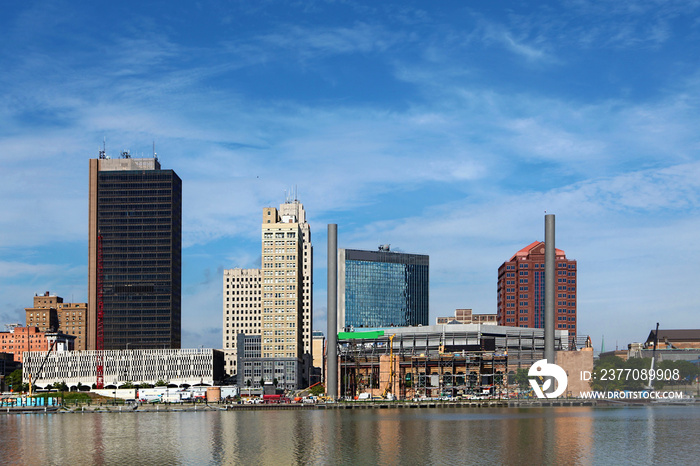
[222,199,312,377]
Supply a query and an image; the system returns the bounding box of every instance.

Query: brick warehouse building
[497,241,577,337]
[25,291,88,351]
[0,326,75,363]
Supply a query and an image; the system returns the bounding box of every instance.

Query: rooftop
[510,241,566,261]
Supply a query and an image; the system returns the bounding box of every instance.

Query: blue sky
[1,1,699,351]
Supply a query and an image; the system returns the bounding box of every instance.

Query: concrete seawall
[7,399,604,414]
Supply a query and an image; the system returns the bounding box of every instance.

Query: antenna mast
[99,138,107,159]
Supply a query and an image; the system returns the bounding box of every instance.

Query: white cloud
[0,261,64,279]
[330,159,700,345]
[2,1,700,350]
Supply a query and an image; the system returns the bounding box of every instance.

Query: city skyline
[1,2,699,350]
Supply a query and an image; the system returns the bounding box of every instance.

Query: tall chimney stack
[327,224,338,399]
[545,214,555,365]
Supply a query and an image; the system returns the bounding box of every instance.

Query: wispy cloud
[0,261,65,279]
[2,1,700,348]
[331,159,700,340]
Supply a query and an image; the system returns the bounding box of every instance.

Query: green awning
[338,330,385,340]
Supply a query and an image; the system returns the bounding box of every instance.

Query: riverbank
[2,399,593,413]
[6,397,700,414]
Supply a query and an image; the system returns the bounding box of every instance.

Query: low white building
[22,348,225,390]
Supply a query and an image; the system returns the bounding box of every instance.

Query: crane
[96,234,105,389]
[27,338,59,397]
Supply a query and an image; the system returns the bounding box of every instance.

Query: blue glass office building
[338,248,429,329]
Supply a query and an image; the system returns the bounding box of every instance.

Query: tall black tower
[88,153,182,350]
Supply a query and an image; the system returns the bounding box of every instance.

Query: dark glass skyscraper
[88,154,182,350]
[338,247,429,329]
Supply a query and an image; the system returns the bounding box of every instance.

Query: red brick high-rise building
[497,241,577,336]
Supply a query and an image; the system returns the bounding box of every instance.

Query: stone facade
[556,347,594,396]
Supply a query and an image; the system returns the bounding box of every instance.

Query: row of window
[263,270,298,276]
[224,277,261,282]
[263,262,297,268]
[263,232,297,239]
[263,255,297,261]
[505,262,576,270]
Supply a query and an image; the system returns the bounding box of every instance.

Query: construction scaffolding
[337,325,581,400]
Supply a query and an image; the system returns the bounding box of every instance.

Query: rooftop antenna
[153,141,158,161]
[98,138,107,159]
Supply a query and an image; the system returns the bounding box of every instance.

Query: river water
[1,406,698,465]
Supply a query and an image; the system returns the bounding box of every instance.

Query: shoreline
[4,398,698,414]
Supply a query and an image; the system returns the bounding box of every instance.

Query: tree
[590,356,626,392]
[655,360,700,389]
[513,369,530,390]
[590,356,662,391]
[6,369,23,392]
[309,384,325,396]
[52,381,68,391]
[155,380,167,387]
[674,360,699,383]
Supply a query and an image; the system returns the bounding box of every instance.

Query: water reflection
[0,406,698,465]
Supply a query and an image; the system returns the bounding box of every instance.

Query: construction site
[336,324,591,400]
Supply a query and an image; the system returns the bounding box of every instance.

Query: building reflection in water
[3,405,700,464]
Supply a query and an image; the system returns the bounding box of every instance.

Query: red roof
[510,241,566,261]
